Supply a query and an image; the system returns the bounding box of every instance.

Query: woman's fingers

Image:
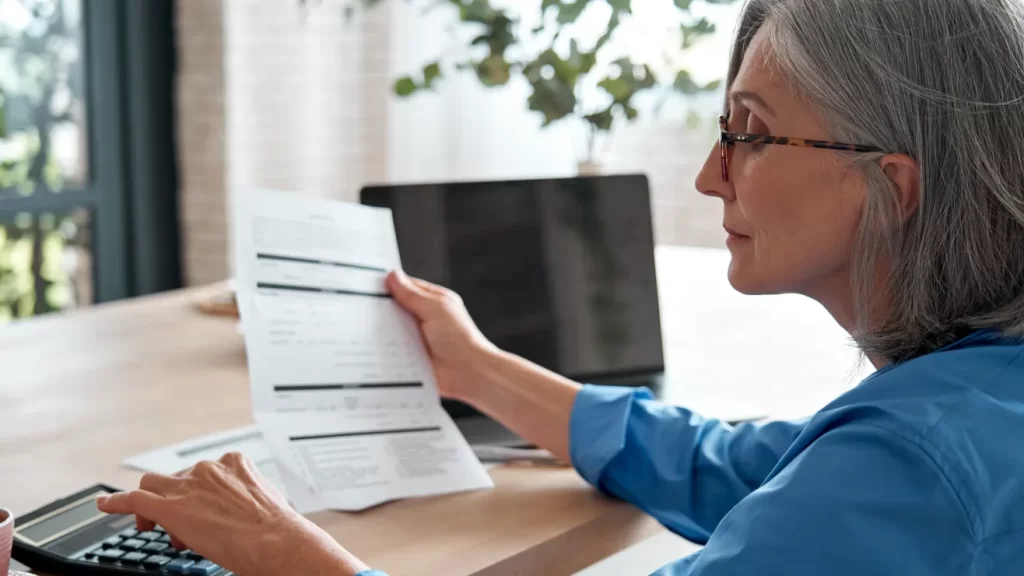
[135,515,158,533]
[140,472,183,496]
[97,479,175,533]
[387,270,433,318]
[411,278,447,296]
[96,490,164,520]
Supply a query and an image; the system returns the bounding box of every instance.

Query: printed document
[124,426,286,494]
[234,189,493,513]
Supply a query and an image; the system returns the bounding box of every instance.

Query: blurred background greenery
[0,0,92,323]
[326,0,737,163]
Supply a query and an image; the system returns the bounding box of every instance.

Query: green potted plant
[306,0,736,172]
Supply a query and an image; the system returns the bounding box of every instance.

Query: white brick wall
[174,0,727,286]
[175,0,229,285]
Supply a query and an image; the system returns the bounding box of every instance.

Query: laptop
[361,174,665,446]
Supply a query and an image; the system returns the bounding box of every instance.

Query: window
[0,0,91,320]
[0,0,181,323]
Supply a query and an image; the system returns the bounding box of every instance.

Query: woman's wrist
[274,515,370,576]
[453,345,517,405]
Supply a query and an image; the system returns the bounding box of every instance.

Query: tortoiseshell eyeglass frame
[718,115,884,182]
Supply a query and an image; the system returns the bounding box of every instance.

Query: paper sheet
[123,426,287,494]
[233,189,493,512]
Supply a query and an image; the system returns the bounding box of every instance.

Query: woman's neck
[806,270,891,370]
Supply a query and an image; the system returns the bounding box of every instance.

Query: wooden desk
[1,246,872,575]
[0,286,664,575]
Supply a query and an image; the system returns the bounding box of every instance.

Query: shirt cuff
[355,571,389,576]
[569,384,655,488]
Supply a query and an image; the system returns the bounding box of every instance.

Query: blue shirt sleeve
[652,423,975,575]
[355,571,389,576]
[569,385,805,542]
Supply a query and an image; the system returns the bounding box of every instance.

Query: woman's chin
[726,259,770,295]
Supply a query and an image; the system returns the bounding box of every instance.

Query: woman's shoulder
[804,332,1024,545]
[823,330,1024,433]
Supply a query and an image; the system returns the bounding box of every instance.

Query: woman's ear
[880,154,921,222]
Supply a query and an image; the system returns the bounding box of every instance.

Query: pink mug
[0,507,12,575]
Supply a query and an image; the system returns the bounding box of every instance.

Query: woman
[98,0,1024,573]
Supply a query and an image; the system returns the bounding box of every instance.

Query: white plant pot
[577,161,603,176]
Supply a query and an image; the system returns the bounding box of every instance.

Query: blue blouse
[360,330,1024,575]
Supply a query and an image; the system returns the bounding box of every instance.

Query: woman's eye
[745,115,769,150]
[745,113,764,134]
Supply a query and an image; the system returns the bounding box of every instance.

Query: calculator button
[120,528,140,538]
[81,544,104,559]
[142,541,169,553]
[101,535,123,548]
[176,549,203,561]
[158,534,174,544]
[154,526,167,534]
[187,559,221,575]
[120,551,149,565]
[95,548,126,562]
[119,538,146,551]
[165,558,195,573]
[137,530,162,541]
[143,555,173,569]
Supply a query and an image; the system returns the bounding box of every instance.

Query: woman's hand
[387,270,500,401]
[388,270,579,463]
[96,453,369,576]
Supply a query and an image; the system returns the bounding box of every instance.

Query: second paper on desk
[234,188,493,513]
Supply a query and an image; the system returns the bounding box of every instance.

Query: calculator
[12,484,233,576]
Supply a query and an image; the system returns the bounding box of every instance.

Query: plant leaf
[556,0,587,24]
[394,77,418,96]
[672,70,701,94]
[524,49,580,87]
[585,108,614,131]
[597,77,630,101]
[461,0,498,24]
[527,77,577,125]
[607,0,632,12]
[680,17,716,49]
[594,11,621,51]
[566,39,597,74]
[476,54,511,86]
[423,62,442,88]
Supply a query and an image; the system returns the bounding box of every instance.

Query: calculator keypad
[144,555,174,568]
[78,526,225,574]
[120,551,149,565]
[120,538,147,551]
[95,548,126,562]
[143,542,170,553]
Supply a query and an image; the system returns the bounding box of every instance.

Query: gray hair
[728,0,1024,363]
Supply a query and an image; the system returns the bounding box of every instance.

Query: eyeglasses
[718,115,883,182]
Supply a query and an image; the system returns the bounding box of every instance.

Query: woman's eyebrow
[729,90,777,118]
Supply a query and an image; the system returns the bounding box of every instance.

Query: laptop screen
[361,174,665,388]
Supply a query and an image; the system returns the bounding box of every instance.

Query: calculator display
[18,498,106,545]
[14,484,232,575]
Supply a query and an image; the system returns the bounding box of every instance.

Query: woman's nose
[695,143,734,202]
